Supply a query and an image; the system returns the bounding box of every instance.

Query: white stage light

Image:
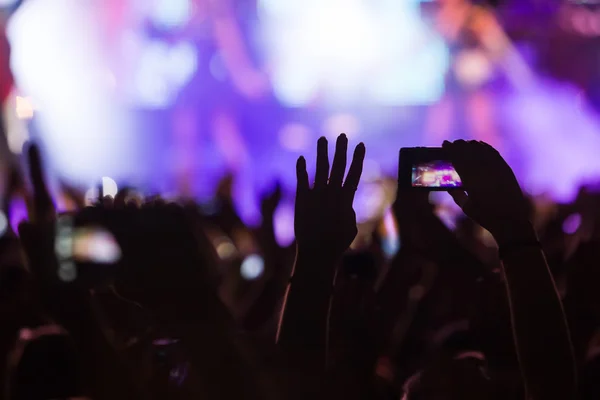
[7,0,132,183]
[258,0,448,106]
[150,0,191,30]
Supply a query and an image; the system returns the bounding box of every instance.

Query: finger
[273,181,283,202]
[443,140,471,184]
[329,134,348,188]
[448,190,470,214]
[27,144,54,221]
[296,156,309,197]
[343,142,366,200]
[314,136,329,189]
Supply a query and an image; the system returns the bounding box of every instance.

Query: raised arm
[276,134,365,372]
[443,140,577,400]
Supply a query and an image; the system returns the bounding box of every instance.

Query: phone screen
[411,161,462,188]
[71,228,121,264]
[55,215,121,283]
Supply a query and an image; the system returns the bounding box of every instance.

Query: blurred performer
[422,0,506,149]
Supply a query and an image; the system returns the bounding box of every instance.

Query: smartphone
[55,213,122,285]
[398,147,462,191]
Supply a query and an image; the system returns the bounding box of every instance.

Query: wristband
[498,240,541,260]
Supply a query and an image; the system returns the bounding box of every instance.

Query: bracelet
[498,240,542,260]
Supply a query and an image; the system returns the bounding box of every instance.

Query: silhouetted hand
[260,181,282,218]
[294,134,365,259]
[442,140,533,245]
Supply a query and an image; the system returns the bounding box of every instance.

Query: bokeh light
[279,123,312,152]
[214,236,237,260]
[102,177,118,198]
[240,254,264,280]
[274,202,295,247]
[0,210,7,236]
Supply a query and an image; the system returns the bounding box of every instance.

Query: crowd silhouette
[0,132,597,399]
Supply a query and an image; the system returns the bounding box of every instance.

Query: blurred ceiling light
[150,0,192,30]
[279,122,312,151]
[240,254,264,280]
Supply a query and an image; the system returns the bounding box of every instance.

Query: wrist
[490,220,538,248]
[293,249,339,284]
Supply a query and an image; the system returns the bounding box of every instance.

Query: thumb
[448,190,471,215]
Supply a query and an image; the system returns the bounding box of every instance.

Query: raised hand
[260,181,282,218]
[277,135,365,384]
[16,144,144,400]
[443,140,577,400]
[442,140,533,246]
[294,134,365,259]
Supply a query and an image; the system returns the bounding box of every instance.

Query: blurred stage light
[279,122,312,151]
[354,181,386,222]
[454,50,493,88]
[133,39,197,108]
[0,210,7,236]
[15,95,33,119]
[322,114,360,141]
[3,92,29,154]
[361,159,382,181]
[7,0,132,183]
[209,52,228,81]
[240,254,264,280]
[274,202,295,247]
[381,209,400,258]
[259,0,448,106]
[101,176,118,198]
[149,0,191,30]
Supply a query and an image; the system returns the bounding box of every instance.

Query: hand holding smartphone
[398,147,463,191]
